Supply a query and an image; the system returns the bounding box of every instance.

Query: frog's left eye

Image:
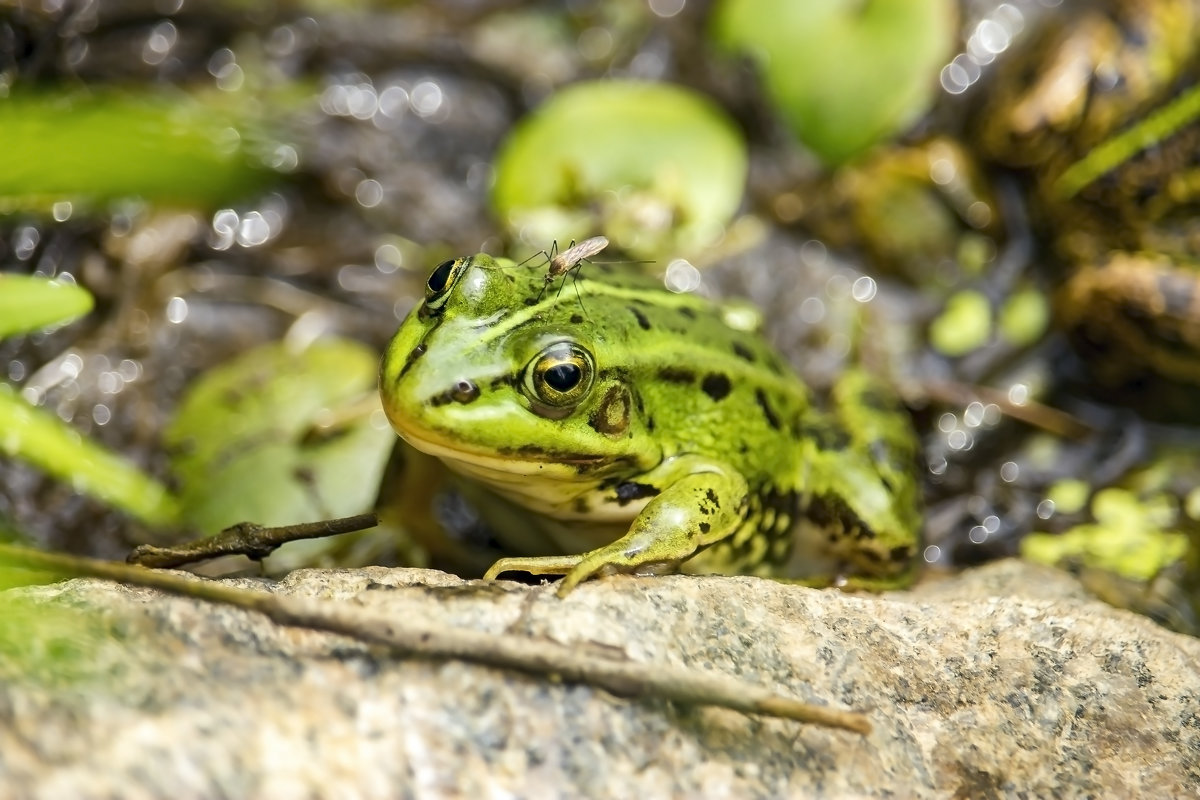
[524,342,595,411]
[424,258,467,312]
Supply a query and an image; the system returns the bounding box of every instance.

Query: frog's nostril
[427,379,481,407]
[450,379,480,404]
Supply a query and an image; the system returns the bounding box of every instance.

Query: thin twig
[0,543,871,735]
[919,380,1093,439]
[126,513,380,568]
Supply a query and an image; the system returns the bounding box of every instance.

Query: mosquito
[535,235,610,304]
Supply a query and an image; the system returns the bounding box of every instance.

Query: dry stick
[919,380,1093,439]
[127,513,380,568]
[0,542,871,735]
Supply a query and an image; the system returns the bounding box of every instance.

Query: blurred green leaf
[167,338,393,543]
[712,0,956,165]
[998,284,1051,348]
[1023,505,1188,584]
[1055,81,1200,199]
[491,80,747,258]
[0,387,180,527]
[1046,478,1090,516]
[0,92,275,211]
[929,289,991,357]
[0,275,94,339]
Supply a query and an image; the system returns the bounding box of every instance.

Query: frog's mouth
[394,421,618,514]
[392,418,604,482]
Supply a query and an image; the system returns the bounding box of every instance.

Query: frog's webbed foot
[484,461,749,597]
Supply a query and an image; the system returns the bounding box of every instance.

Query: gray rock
[0,559,1197,799]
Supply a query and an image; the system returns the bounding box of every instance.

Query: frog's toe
[555,561,605,597]
[482,555,584,583]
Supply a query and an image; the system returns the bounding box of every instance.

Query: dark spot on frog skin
[573,496,590,514]
[570,313,585,324]
[699,521,711,534]
[397,343,428,379]
[614,481,660,505]
[755,388,782,430]
[763,487,798,517]
[629,306,652,330]
[646,416,656,432]
[753,487,799,541]
[489,374,516,391]
[588,385,631,436]
[679,307,697,320]
[855,526,879,541]
[659,367,696,384]
[804,492,871,540]
[497,444,619,470]
[701,373,733,402]
[803,420,851,450]
[705,489,719,505]
[732,342,756,362]
[889,545,912,562]
[523,297,538,306]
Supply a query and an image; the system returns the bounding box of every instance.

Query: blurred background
[1,0,1198,630]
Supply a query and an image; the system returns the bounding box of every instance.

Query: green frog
[379,254,922,596]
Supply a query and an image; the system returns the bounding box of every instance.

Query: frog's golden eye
[424,258,467,312]
[524,342,595,410]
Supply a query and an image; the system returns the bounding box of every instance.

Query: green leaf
[166,338,393,541]
[0,388,179,527]
[0,275,94,339]
[491,80,747,258]
[712,0,956,165]
[1022,521,1187,584]
[997,284,1051,348]
[929,289,992,357]
[0,91,274,212]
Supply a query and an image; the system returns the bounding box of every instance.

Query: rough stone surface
[0,560,1197,799]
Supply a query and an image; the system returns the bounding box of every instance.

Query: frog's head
[380,254,661,504]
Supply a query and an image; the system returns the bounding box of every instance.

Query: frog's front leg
[483,457,749,597]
